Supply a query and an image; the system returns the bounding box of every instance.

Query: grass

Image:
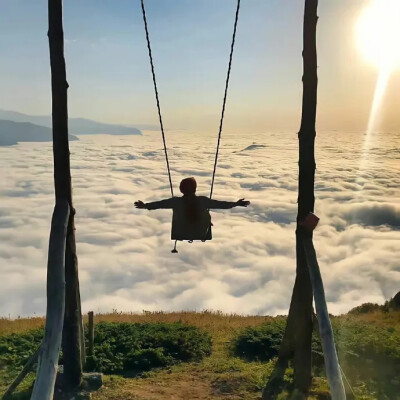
[0,310,399,400]
[0,317,44,336]
[90,311,276,400]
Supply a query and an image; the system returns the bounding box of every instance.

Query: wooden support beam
[31,200,70,400]
[2,345,42,399]
[79,310,86,369]
[88,311,94,358]
[291,0,319,392]
[269,0,318,396]
[303,238,346,399]
[47,0,84,389]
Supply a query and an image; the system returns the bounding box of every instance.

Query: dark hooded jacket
[145,195,236,240]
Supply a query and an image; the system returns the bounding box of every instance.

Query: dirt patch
[95,373,213,400]
[211,376,248,395]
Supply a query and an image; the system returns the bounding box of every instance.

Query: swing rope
[140,0,241,200]
[140,0,174,197]
[210,0,241,200]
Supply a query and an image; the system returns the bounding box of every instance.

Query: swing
[140,0,241,250]
[171,198,213,242]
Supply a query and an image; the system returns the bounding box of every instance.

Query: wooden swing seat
[171,209,212,242]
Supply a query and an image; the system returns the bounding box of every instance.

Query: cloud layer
[0,130,399,317]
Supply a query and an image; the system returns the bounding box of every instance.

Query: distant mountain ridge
[0,120,78,146]
[0,109,142,136]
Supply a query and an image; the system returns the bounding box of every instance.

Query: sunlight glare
[356,0,400,70]
[358,66,391,182]
[355,0,400,189]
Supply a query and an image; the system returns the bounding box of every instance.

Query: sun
[356,0,400,71]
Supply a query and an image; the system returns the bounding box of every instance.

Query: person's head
[180,177,197,195]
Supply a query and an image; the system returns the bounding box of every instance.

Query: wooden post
[292,0,319,392]
[31,200,70,400]
[303,238,346,399]
[48,0,83,389]
[270,0,318,396]
[88,311,94,357]
[79,310,86,369]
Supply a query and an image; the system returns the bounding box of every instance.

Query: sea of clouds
[0,130,399,317]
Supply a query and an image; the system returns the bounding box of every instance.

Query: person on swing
[134,177,250,242]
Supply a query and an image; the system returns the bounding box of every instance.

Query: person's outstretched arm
[134,198,176,210]
[207,198,250,209]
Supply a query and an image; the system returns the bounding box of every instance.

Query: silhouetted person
[135,177,250,242]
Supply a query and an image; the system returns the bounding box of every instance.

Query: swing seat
[171,209,212,241]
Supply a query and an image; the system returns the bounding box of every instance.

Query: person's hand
[236,198,250,207]
[134,200,146,209]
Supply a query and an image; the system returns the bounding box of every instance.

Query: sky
[0,1,399,318]
[0,0,400,133]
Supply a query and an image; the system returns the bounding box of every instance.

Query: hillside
[0,109,142,136]
[0,119,78,146]
[1,305,399,400]
[348,291,400,314]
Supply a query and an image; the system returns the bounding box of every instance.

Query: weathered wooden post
[31,200,70,400]
[2,345,42,399]
[290,0,319,392]
[88,311,94,357]
[303,238,346,399]
[264,0,318,397]
[48,0,84,389]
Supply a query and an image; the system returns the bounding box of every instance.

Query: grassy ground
[91,312,275,400]
[0,310,399,400]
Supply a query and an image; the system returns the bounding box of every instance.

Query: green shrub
[332,319,400,398]
[86,322,212,374]
[232,317,400,398]
[233,318,286,361]
[0,322,211,378]
[124,348,173,371]
[0,328,43,374]
[348,303,383,314]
